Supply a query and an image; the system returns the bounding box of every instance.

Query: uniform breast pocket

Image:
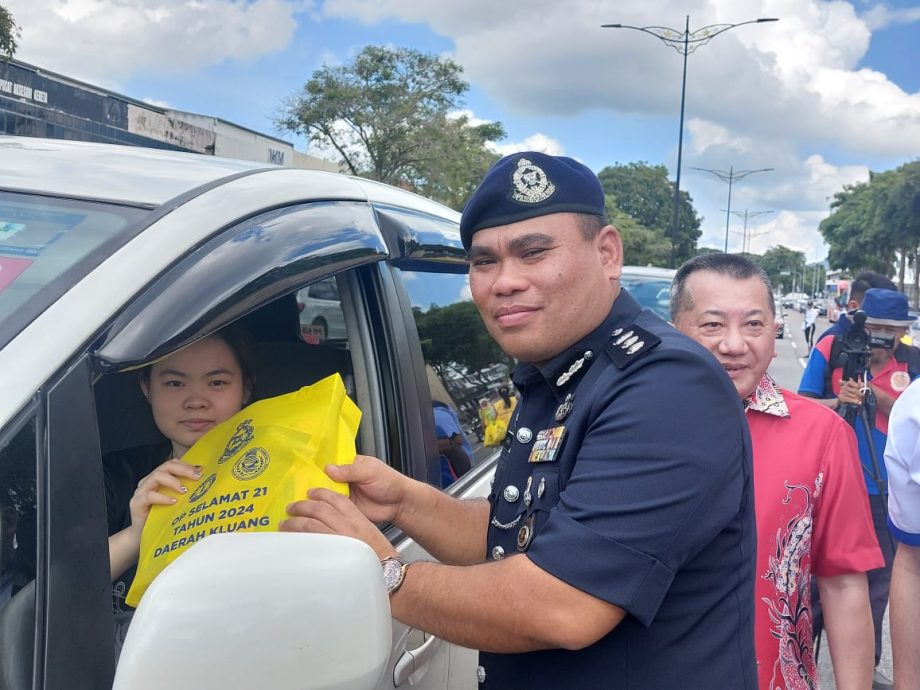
[517,468,561,553]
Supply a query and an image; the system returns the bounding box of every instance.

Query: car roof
[0,135,274,206]
[0,136,461,223]
[620,265,677,278]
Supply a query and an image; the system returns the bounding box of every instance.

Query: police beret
[460,152,606,250]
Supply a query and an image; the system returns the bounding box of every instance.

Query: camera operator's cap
[861,288,917,326]
[460,151,605,250]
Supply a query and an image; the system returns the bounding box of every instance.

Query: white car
[297,277,347,342]
[0,136,500,690]
[619,265,677,321]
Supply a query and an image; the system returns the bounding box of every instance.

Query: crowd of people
[109,151,918,689]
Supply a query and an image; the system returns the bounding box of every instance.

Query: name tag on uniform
[528,426,566,463]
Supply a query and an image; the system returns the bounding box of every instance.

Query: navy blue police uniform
[477,290,757,688]
[460,152,757,689]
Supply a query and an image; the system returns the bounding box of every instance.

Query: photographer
[799,288,920,689]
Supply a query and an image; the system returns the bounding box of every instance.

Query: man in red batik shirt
[672,253,883,690]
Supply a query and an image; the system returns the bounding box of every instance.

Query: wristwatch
[381,557,410,596]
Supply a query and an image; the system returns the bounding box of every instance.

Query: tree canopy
[276,45,504,211]
[413,300,510,378]
[598,162,702,266]
[820,161,920,297]
[1,4,19,57]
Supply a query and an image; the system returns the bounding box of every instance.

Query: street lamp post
[725,208,773,253]
[602,16,778,268]
[693,166,774,252]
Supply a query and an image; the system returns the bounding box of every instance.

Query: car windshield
[620,271,674,321]
[0,191,148,347]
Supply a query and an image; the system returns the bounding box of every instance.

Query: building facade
[0,58,337,171]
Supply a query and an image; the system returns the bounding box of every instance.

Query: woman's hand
[127,459,202,540]
[109,459,202,580]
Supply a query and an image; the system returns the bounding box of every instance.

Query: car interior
[94,290,355,457]
[0,281,360,690]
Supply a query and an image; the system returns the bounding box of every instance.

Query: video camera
[837,310,887,495]
[839,310,871,382]
[840,310,897,384]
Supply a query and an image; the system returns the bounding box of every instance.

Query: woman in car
[104,327,254,614]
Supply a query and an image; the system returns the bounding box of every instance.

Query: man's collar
[744,373,790,418]
[513,288,643,391]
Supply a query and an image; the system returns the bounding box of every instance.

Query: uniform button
[516,427,533,444]
[477,665,486,684]
[502,485,520,502]
[491,546,505,560]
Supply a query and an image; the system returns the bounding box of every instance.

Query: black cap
[460,151,605,250]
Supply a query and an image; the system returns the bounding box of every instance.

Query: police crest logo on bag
[188,473,217,502]
[232,447,270,481]
[126,373,361,606]
[218,419,255,464]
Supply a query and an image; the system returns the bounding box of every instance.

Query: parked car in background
[0,136,501,690]
[297,276,347,342]
[619,266,677,321]
[775,313,785,339]
[909,314,920,348]
[782,292,809,309]
[816,299,828,317]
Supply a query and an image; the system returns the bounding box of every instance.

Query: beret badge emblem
[511,158,556,203]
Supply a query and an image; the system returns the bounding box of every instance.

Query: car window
[397,269,512,488]
[0,191,147,349]
[0,415,38,689]
[297,277,346,343]
[620,269,675,321]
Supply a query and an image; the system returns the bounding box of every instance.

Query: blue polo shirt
[479,290,757,689]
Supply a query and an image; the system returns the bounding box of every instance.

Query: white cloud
[861,4,920,30]
[142,97,172,109]
[321,0,920,158]
[489,133,566,157]
[6,0,304,86]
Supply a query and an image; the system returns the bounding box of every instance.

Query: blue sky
[7,0,920,265]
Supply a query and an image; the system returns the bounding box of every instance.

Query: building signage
[0,77,48,105]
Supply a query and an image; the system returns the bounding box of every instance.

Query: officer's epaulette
[605,325,661,369]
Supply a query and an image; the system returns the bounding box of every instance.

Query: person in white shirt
[884,378,920,689]
[803,301,820,351]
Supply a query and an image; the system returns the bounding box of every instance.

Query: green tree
[603,196,671,267]
[0,4,19,57]
[873,162,920,298]
[598,162,702,265]
[413,301,512,382]
[277,45,505,210]
[410,113,504,211]
[820,177,896,275]
[756,246,806,294]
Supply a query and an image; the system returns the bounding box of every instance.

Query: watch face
[383,559,404,592]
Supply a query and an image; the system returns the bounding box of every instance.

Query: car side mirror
[113,533,392,690]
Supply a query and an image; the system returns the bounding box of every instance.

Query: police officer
[282,152,757,688]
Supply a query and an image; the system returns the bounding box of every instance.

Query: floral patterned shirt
[744,374,883,690]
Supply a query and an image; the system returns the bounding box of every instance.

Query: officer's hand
[281,488,397,561]
[323,455,409,525]
[837,378,865,406]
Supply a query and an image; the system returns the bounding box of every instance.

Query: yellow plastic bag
[482,397,516,447]
[126,373,361,606]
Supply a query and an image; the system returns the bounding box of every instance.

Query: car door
[1,184,500,688]
[370,205,506,690]
[96,197,503,689]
